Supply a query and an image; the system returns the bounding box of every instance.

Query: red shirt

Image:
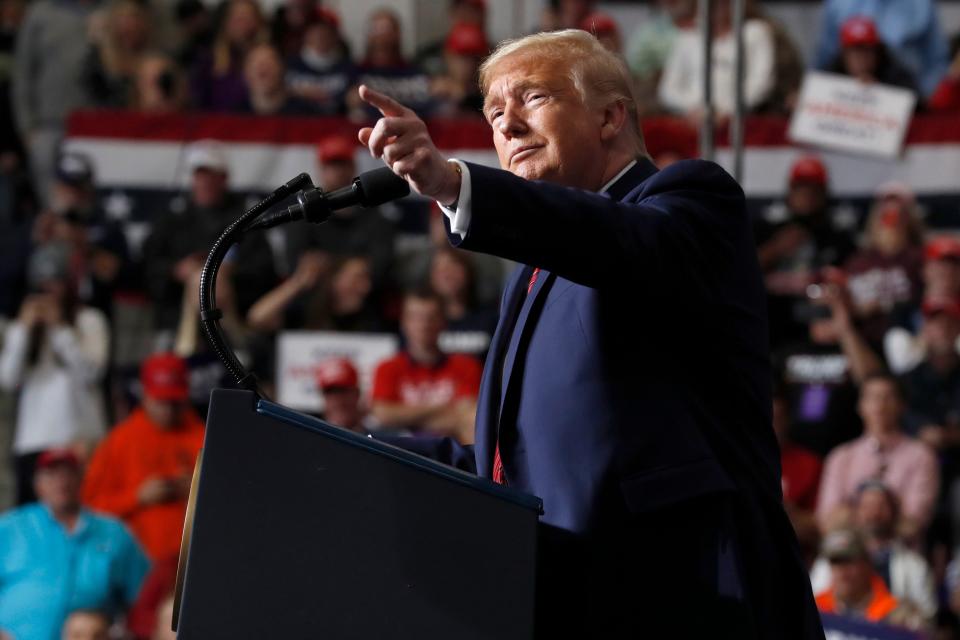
[372,352,482,406]
[781,444,822,511]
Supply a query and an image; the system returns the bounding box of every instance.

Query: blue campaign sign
[821,614,925,640]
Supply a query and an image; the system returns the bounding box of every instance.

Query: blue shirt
[0,504,150,640]
[815,0,948,97]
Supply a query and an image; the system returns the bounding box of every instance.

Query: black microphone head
[356,167,410,207]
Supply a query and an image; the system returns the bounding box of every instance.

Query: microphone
[248,167,410,231]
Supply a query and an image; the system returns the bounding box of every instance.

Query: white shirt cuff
[438,159,472,239]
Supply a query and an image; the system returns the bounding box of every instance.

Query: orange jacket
[815,574,899,623]
[82,407,205,562]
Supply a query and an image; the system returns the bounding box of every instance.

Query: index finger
[358,84,413,118]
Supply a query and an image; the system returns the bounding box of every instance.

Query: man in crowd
[815,528,927,631]
[316,357,373,434]
[371,289,480,443]
[812,481,936,620]
[0,449,149,640]
[82,353,204,564]
[817,374,939,540]
[356,28,821,636]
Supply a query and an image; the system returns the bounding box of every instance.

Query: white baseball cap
[186,140,229,174]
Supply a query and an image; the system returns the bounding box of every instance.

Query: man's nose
[497,105,528,138]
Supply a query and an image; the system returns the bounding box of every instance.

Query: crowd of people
[2,0,960,638]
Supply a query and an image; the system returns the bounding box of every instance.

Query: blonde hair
[479,29,644,153]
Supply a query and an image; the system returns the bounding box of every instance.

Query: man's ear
[599,99,628,143]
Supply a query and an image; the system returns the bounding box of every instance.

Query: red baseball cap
[444,22,489,57]
[789,155,828,186]
[926,236,960,262]
[580,12,619,37]
[141,353,190,401]
[315,358,359,391]
[312,6,340,29]
[841,16,880,48]
[318,135,357,165]
[37,448,81,471]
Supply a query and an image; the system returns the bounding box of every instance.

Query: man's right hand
[138,477,179,506]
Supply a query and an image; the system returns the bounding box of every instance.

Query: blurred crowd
[3,0,960,638]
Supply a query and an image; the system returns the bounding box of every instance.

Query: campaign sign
[276,331,398,412]
[821,613,925,640]
[789,71,916,159]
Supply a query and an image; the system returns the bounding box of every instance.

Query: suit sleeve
[452,160,749,299]
[375,434,477,474]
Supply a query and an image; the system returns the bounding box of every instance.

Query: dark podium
[173,389,543,639]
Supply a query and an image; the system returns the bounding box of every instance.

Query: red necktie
[493,267,541,484]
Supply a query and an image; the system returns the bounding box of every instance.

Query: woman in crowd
[428,247,497,358]
[131,52,188,113]
[84,0,155,107]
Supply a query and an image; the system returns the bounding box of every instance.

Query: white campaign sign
[789,71,916,159]
[276,331,398,412]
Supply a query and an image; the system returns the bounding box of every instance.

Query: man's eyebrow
[483,79,554,117]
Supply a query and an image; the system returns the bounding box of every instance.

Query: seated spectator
[82,353,204,563]
[430,22,488,117]
[815,0,947,98]
[349,8,433,119]
[844,182,925,346]
[0,242,109,504]
[415,0,487,78]
[286,7,355,115]
[247,253,380,333]
[756,155,857,348]
[658,0,775,123]
[930,38,960,111]
[579,13,621,55]
[814,528,927,631]
[371,289,481,443]
[429,247,498,359]
[316,357,375,434]
[84,0,154,108]
[61,609,111,640]
[282,136,395,289]
[189,0,267,111]
[240,42,316,115]
[817,374,939,540]
[141,140,276,331]
[0,450,150,640]
[269,0,313,58]
[172,0,213,70]
[827,16,919,96]
[774,269,882,455]
[131,53,188,113]
[811,481,936,620]
[625,0,696,116]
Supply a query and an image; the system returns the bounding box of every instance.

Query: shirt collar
[600,160,638,194]
[601,156,660,201]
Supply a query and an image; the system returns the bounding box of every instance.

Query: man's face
[484,57,606,189]
[787,182,825,217]
[245,46,284,95]
[855,488,895,538]
[401,297,445,353]
[922,313,960,358]
[843,46,878,81]
[35,464,81,513]
[830,557,874,605]
[191,167,228,208]
[858,379,903,434]
[143,395,187,429]
[924,259,960,300]
[320,160,356,192]
[323,387,361,430]
[62,611,110,640]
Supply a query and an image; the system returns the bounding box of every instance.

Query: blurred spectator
[371,289,480,442]
[930,37,960,111]
[0,0,33,225]
[283,136,395,289]
[189,0,267,111]
[126,560,178,640]
[61,610,110,640]
[826,16,919,96]
[83,0,155,108]
[141,140,276,331]
[658,0,776,123]
[240,42,316,115]
[625,0,696,115]
[415,0,486,78]
[774,268,881,456]
[11,0,97,204]
[315,357,374,433]
[286,7,355,115]
[556,0,596,29]
[172,0,212,70]
[82,353,204,563]
[131,52,188,113]
[811,481,937,620]
[430,22,488,117]
[270,0,313,58]
[151,593,177,640]
[817,374,939,540]
[0,242,109,504]
[815,0,947,98]
[814,528,927,631]
[844,182,925,346]
[429,247,498,359]
[579,13,620,55]
[247,253,380,333]
[0,449,149,640]
[350,8,433,119]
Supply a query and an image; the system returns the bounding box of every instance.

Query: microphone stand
[197,173,313,397]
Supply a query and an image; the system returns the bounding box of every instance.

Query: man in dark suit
[358,29,824,638]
